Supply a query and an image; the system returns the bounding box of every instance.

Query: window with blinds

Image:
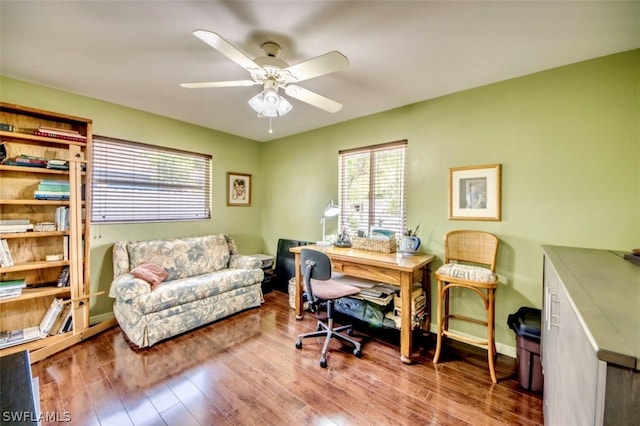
[91,136,212,223]
[338,140,407,238]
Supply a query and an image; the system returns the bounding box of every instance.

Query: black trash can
[508,307,543,393]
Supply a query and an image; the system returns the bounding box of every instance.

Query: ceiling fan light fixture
[263,88,279,107]
[248,88,292,117]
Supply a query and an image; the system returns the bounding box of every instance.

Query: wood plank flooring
[31,291,543,425]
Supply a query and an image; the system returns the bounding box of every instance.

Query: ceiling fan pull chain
[268,117,273,134]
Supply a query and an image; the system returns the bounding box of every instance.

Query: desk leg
[294,253,303,320]
[400,272,413,364]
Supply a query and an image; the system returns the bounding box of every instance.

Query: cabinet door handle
[549,293,559,328]
[545,287,559,330]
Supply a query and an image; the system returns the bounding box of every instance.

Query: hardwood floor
[32,291,543,426]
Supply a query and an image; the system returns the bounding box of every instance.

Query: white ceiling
[1,1,639,142]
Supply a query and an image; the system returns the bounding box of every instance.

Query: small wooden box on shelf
[0,102,115,363]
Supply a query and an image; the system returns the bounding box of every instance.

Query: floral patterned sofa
[109,234,264,347]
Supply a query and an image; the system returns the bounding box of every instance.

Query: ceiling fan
[180,30,349,118]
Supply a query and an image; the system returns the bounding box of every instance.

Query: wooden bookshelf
[0,102,115,362]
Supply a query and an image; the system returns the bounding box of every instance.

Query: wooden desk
[290,244,435,364]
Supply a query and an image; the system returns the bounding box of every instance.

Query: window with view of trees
[338,140,407,238]
[91,136,211,223]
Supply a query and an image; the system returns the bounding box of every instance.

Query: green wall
[0,77,265,319]
[1,49,638,355]
[261,49,640,354]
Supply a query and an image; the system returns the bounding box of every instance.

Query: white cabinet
[542,246,640,426]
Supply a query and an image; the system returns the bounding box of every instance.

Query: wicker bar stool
[432,230,500,383]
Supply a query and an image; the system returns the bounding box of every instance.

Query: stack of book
[46,159,69,170]
[0,219,33,234]
[386,282,427,329]
[3,154,48,168]
[34,126,87,142]
[34,180,70,200]
[0,279,26,300]
[0,239,14,267]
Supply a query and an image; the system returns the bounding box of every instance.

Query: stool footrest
[446,314,489,327]
[442,330,489,347]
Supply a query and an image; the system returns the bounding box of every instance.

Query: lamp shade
[248,88,292,117]
[323,201,340,217]
[318,200,340,246]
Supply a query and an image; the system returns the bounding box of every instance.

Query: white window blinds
[338,140,407,238]
[91,136,211,223]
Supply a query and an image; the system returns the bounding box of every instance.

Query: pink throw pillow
[130,262,169,290]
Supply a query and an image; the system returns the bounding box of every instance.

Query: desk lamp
[317,200,340,246]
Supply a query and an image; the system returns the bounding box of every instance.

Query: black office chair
[295,249,363,367]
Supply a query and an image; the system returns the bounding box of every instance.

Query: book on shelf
[3,156,48,168]
[34,191,70,200]
[0,219,30,225]
[57,306,73,334]
[34,127,87,142]
[0,326,42,350]
[63,235,69,261]
[57,266,70,287]
[0,239,14,267]
[38,126,81,136]
[46,159,69,170]
[34,222,57,232]
[0,279,27,300]
[38,180,70,192]
[393,294,426,317]
[55,207,69,231]
[51,304,71,335]
[0,223,34,233]
[38,298,65,337]
[35,180,71,200]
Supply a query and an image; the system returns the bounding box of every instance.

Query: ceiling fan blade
[280,51,349,83]
[285,85,343,113]
[193,30,264,76]
[180,80,259,89]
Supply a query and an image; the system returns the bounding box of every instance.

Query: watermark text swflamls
[2,411,71,423]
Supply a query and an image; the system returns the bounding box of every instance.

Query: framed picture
[448,164,501,221]
[227,172,252,206]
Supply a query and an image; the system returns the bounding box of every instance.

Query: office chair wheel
[316,324,323,331]
[347,328,354,336]
[295,340,302,349]
[353,349,362,358]
[320,358,327,368]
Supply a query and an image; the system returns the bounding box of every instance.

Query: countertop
[543,245,640,370]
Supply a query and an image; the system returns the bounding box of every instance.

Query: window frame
[91,135,212,224]
[338,140,408,239]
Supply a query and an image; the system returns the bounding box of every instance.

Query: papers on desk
[330,274,398,306]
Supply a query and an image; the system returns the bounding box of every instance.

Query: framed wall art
[448,164,501,221]
[227,172,252,206]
